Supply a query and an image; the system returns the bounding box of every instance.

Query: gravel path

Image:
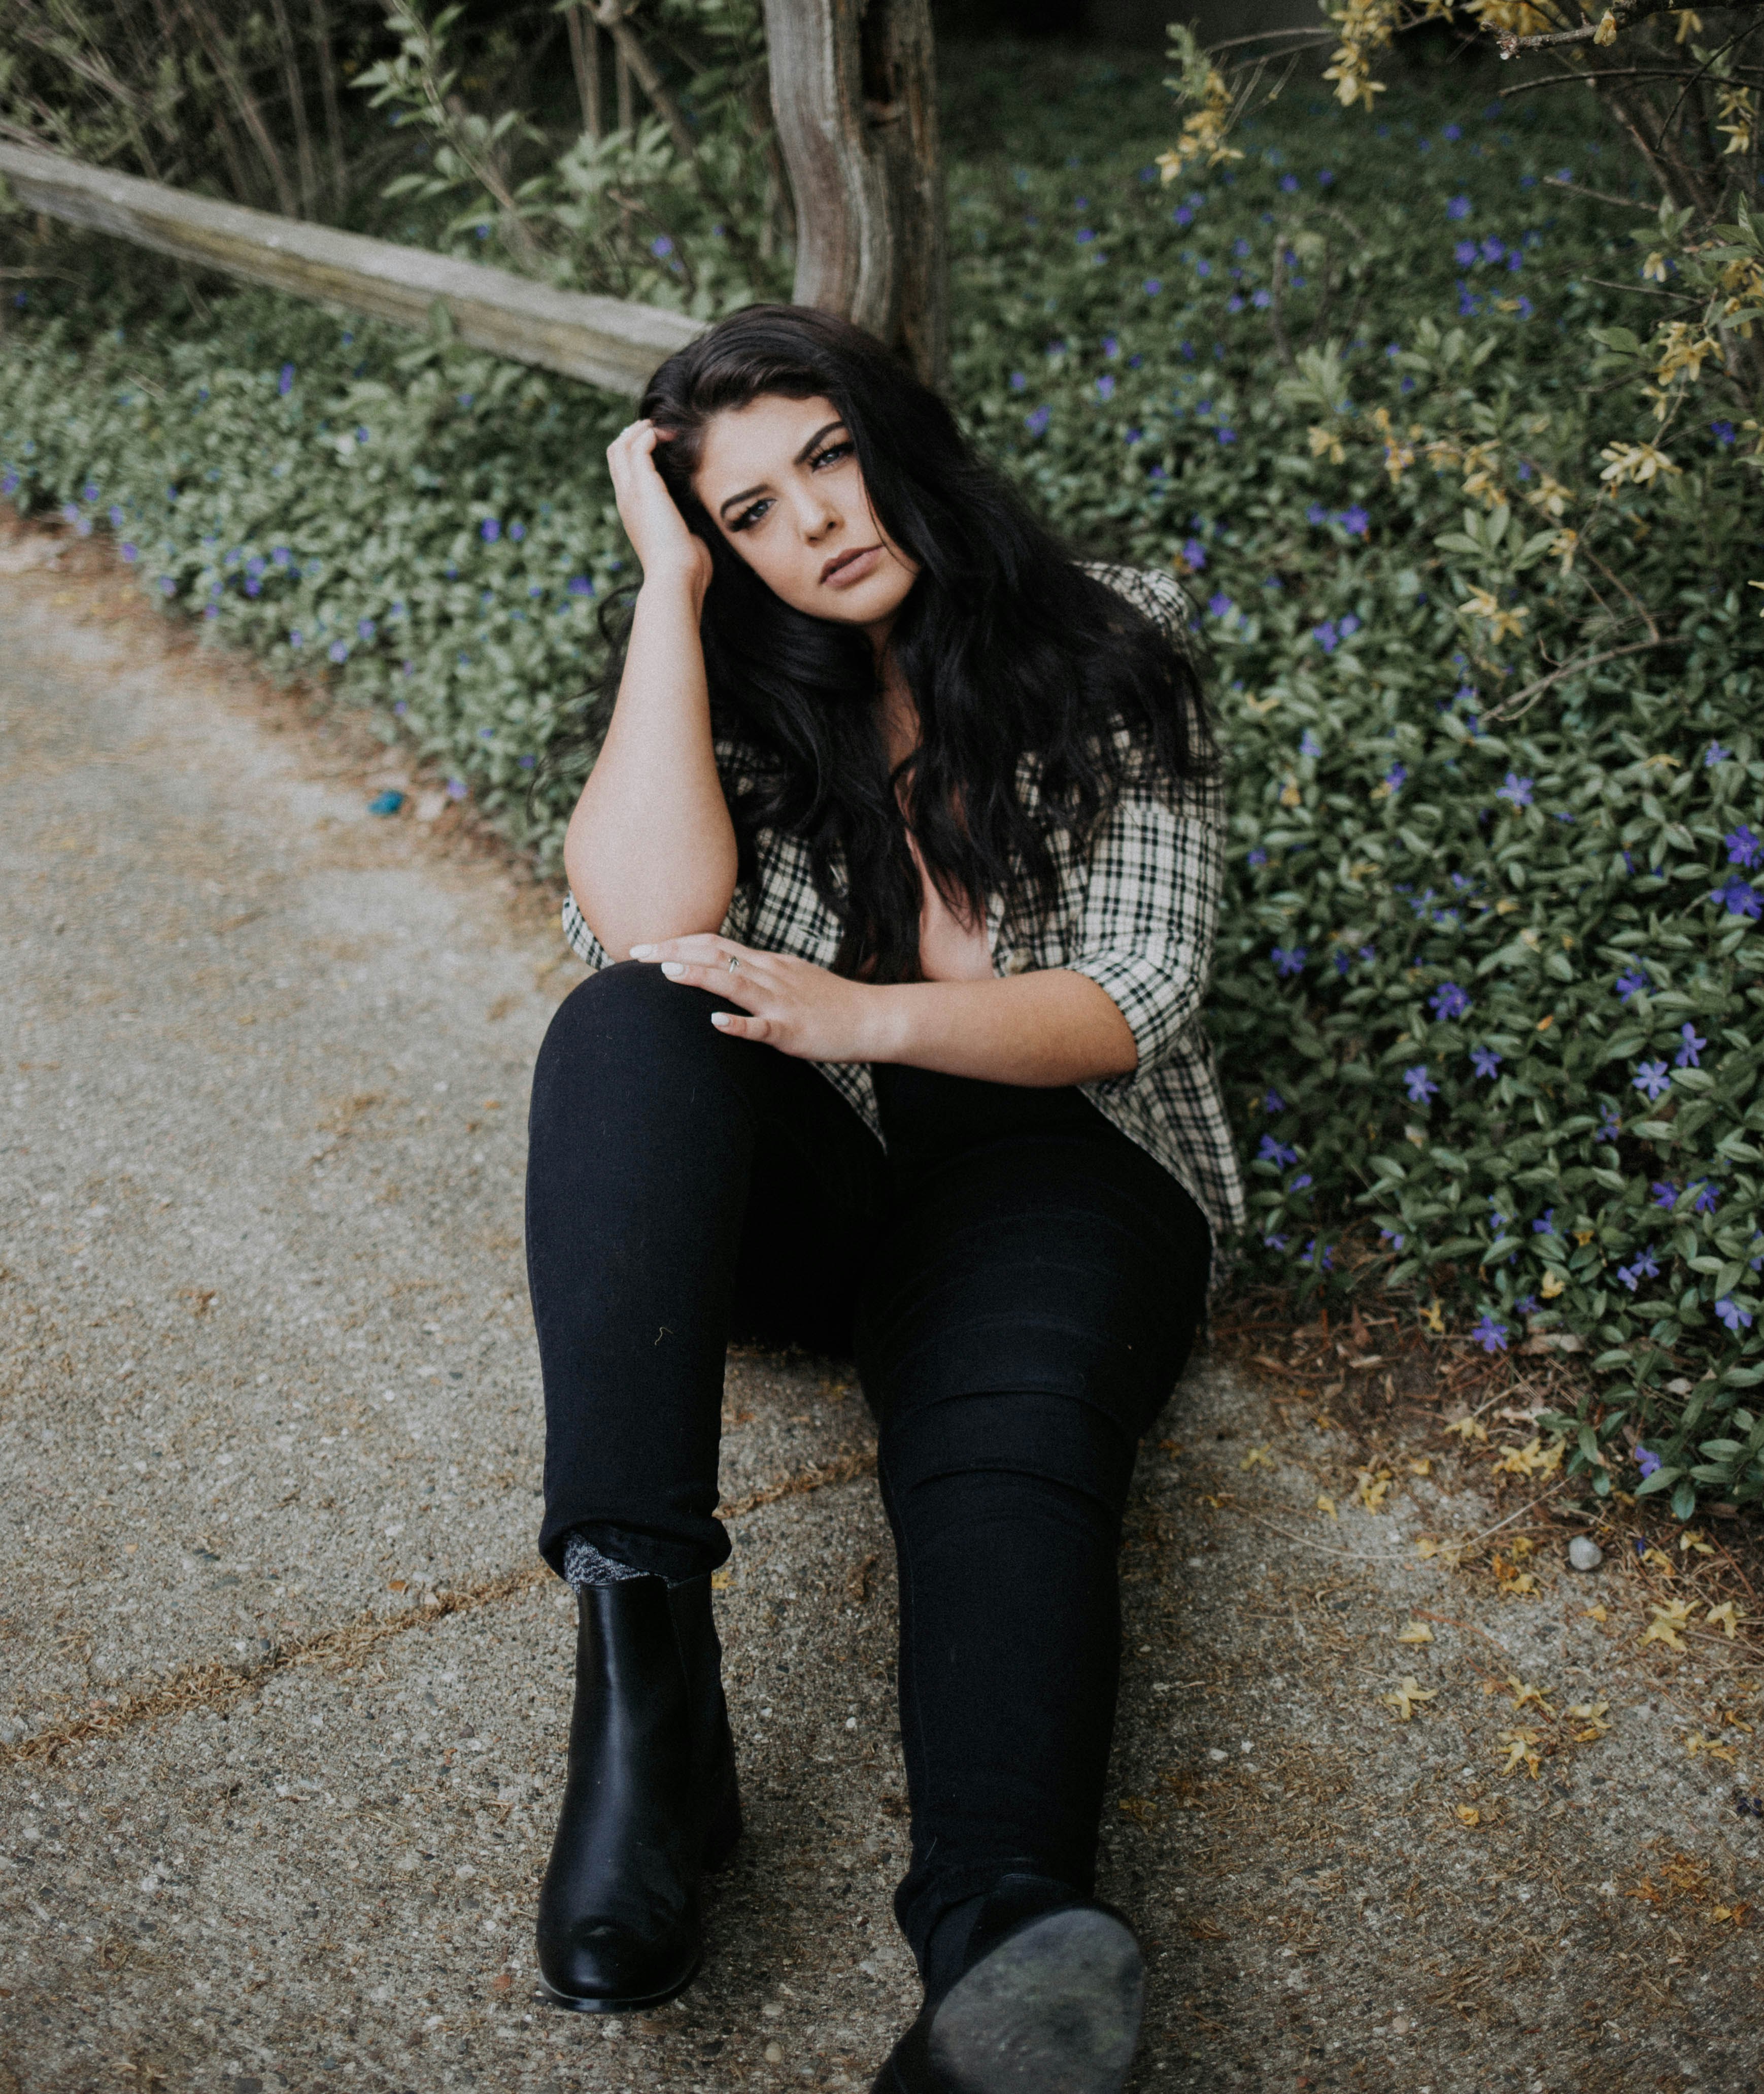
[2,519,1760,2094]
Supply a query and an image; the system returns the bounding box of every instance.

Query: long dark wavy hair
[560,302,1212,983]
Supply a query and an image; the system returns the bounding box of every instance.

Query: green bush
[3,54,1761,1508]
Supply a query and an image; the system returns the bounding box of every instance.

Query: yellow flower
[1598,441,1683,487]
[1549,527,1579,574]
[1641,251,1669,283]
[1308,424,1347,465]
[1593,11,1618,45]
[1525,472,1572,520]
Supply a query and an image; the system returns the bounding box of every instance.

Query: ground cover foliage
[3,39,1763,1509]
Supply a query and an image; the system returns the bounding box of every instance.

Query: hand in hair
[605,419,713,605]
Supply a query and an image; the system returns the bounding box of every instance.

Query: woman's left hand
[630,935,885,1063]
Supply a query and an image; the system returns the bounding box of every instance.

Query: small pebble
[1569,1536,1603,1572]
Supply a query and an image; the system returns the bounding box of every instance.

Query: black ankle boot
[871,1874,1144,2093]
[535,1571,741,2012]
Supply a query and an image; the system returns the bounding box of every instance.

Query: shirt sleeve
[1061,769,1226,1084]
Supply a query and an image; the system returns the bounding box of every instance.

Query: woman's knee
[534,960,727,1096]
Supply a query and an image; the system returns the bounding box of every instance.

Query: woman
[523,302,1244,2094]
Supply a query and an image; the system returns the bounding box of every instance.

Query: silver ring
[726,954,740,973]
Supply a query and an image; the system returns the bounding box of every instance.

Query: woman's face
[690,392,920,641]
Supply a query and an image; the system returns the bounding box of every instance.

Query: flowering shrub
[3,53,1762,1507]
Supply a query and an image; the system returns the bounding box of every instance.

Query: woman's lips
[821,545,881,588]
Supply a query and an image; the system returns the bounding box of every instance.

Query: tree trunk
[761,0,948,393]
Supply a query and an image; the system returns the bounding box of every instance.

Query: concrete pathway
[2,517,1760,2094]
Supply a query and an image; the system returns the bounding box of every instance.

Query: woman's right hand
[606,419,713,605]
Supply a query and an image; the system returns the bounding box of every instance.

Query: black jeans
[525,961,1211,1972]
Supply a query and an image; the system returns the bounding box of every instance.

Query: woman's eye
[731,498,770,532]
[811,442,853,468]
[730,443,851,531]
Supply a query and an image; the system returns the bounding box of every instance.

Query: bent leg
[856,1122,1211,1975]
[526,961,885,1581]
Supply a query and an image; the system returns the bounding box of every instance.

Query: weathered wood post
[760,0,948,394]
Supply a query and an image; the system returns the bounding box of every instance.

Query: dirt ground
[2,516,1761,2094]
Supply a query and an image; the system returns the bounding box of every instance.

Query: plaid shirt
[561,560,1246,1278]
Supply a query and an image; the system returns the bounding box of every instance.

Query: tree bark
[761,0,947,393]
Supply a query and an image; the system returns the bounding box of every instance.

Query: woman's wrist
[859,983,915,1065]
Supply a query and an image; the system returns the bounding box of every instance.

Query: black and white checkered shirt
[561,560,1246,1277]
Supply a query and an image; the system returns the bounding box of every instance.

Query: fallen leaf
[1567,1701,1611,1741]
[710,1569,733,1591]
[1381,1676,1439,1721]
[1454,1804,1481,1827]
[1443,1415,1488,1444]
[1353,1467,1394,1513]
[1720,1709,1755,1734]
[1678,1527,1716,1558]
[1420,1299,1446,1335]
[1582,1604,1609,1624]
[1397,1621,1434,1645]
[1505,1675,1554,1715]
[1710,1904,1750,1926]
[1641,1545,1677,1575]
[1706,1601,1742,1639]
[1406,1457,1433,1477]
[1687,1734,1738,1765]
[1497,1728,1543,1778]
[1316,1494,1338,1521]
[1494,1435,1564,1479]
[1642,1599,1695,1651]
[1241,1444,1274,1471]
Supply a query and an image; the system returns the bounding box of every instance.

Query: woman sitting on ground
[523,301,1244,2094]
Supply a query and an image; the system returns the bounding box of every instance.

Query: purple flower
[357,617,377,642]
[1341,505,1369,534]
[1597,1104,1620,1140]
[1025,405,1052,436]
[1271,945,1307,978]
[1690,1177,1719,1215]
[1208,592,1236,619]
[1101,335,1120,358]
[1263,1089,1285,1112]
[446,778,467,801]
[1075,228,1096,245]
[1181,537,1208,569]
[650,234,674,258]
[1514,1295,1538,1315]
[1496,772,1534,808]
[1403,1065,1438,1105]
[1633,1060,1671,1102]
[1430,981,1471,1021]
[1384,763,1407,793]
[288,629,303,648]
[1216,426,1237,446]
[1247,847,1268,868]
[1533,1208,1556,1236]
[480,518,501,543]
[566,576,595,597]
[1716,1297,1754,1334]
[1143,278,1163,295]
[1705,741,1732,766]
[1635,1446,1663,1479]
[1263,1233,1288,1251]
[1727,825,1761,868]
[1009,371,1028,392]
[1470,1045,1502,1078]
[1615,967,1649,1001]
[1616,1245,1660,1292]
[1470,1312,1507,1353]
[1258,1135,1299,1167]
[278,363,294,395]
[1096,375,1116,401]
[1454,239,1477,266]
[1312,620,1340,653]
[1447,195,1471,220]
[328,639,349,663]
[1301,1237,1333,1270]
[1675,1023,1707,1069]
[1712,878,1762,919]
[159,577,177,597]
[1280,173,1300,193]
[1301,729,1323,758]
[1713,420,1736,446]
[120,542,138,562]
[1651,1180,1678,1210]
[1379,1227,1406,1251]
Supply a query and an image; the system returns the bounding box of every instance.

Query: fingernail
[660,961,687,977]
[629,943,655,958]
[710,1012,731,1027]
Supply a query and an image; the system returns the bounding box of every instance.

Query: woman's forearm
[865,969,1139,1087]
[563,573,738,957]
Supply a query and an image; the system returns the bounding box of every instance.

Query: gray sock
[562,1533,649,1591]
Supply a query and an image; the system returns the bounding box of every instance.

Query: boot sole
[924,1906,1144,2094]
[536,1949,702,2016]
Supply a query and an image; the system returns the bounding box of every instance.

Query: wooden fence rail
[0,141,704,398]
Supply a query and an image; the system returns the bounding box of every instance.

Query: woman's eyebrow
[716,420,847,519]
